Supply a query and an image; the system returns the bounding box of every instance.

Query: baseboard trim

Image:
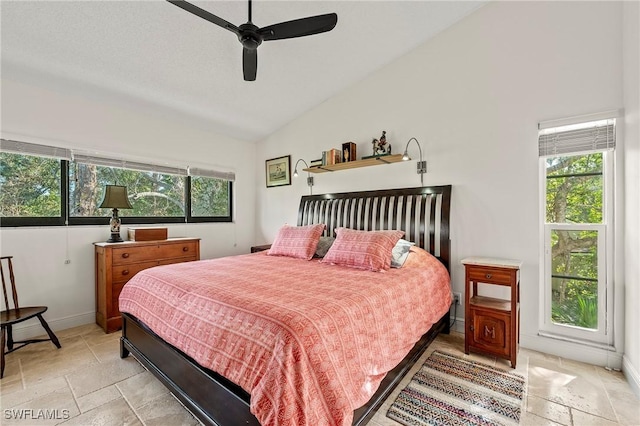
[520,333,623,369]
[8,311,95,341]
[622,354,640,398]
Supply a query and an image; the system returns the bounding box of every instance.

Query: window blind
[538,119,616,157]
[1,139,234,181]
[0,139,72,160]
[73,153,187,176]
[188,167,235,182]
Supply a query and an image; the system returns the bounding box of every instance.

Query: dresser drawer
[159,256,197,266]
[156,241,198,260]
[468,266,514,285]
[112,260,159,283]
[112,241,198,265]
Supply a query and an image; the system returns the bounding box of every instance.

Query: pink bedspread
[119,251,450,426]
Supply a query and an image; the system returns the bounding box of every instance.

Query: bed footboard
[121,312,258,426]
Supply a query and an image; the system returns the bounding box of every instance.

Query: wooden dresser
[94,238,200,333]
[462,257,522,368]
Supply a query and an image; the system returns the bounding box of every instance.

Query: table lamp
[99,185,133,242]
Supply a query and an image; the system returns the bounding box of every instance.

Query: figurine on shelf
[371,130,391,156]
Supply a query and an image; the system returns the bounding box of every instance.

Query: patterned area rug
[387,350,526,426]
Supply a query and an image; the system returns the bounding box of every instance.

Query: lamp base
[107,232,123,243]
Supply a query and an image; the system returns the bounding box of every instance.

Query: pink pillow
[267,224,326,260]
[322,228,405,272]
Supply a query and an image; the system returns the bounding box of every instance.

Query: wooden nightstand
[462,257,522,368]
[250,244,271,253]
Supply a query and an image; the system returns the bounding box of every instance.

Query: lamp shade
[99,185,133,209]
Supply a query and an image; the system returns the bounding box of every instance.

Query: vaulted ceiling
[1,1,485,142]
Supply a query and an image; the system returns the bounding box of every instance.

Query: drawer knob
[122,270,129,276]
[182,247,189,252]
[122,253,130,259]
[485,273,492,279]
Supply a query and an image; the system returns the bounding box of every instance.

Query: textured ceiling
[1,1,485,142]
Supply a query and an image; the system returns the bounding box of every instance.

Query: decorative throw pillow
[267,224,326,260]
[314,236,335,258]
[391,239,415,268]
[322,228,405,272]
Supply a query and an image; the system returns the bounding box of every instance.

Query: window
[189,175,232,221]
[0,140,71,226]
[69,162,187,224]
[539,117,615,345]
[0,140,233,226]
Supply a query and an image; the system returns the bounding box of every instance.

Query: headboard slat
[298,186,452,271]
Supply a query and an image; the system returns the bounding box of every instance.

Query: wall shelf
[303,154,404,174]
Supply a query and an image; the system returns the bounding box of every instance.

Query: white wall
[0,76,257,338]
[256,1,631,369]
[623,1,640,396]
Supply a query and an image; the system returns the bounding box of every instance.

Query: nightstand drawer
[468,266,513,285]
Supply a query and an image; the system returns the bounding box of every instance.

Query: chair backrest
[0,256,19,312]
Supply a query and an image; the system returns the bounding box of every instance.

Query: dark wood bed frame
[120,185,452,426]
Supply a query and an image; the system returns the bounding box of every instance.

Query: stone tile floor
[0,324,638,425]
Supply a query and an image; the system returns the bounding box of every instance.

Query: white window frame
[538,117,616,346]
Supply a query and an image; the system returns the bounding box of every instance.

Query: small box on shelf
[341,142,357,162]
[127,227,168,241]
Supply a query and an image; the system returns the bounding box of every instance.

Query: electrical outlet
[64,259,71,264]
[453,292,462,305]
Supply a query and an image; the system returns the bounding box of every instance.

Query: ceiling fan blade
[243,48,257,81]
[258,13,337,41]
[167,0,239,35]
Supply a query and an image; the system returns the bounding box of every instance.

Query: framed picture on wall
[265,155,291,188]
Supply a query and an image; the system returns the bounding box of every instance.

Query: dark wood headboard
[297,185,452,271]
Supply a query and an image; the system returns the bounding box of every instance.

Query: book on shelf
[322,149,342,166]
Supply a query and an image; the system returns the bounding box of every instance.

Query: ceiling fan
[167,0,338,81]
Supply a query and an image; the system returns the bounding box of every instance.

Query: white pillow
[391,239,415,268]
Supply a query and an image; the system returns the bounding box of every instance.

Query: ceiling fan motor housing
[238,23,262,49]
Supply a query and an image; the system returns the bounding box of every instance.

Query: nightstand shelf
[462,257,522,368]
[469,295,514,312]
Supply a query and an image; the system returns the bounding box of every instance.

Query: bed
[119,185,452,426]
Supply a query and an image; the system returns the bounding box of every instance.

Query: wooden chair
[1,256,61,378]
